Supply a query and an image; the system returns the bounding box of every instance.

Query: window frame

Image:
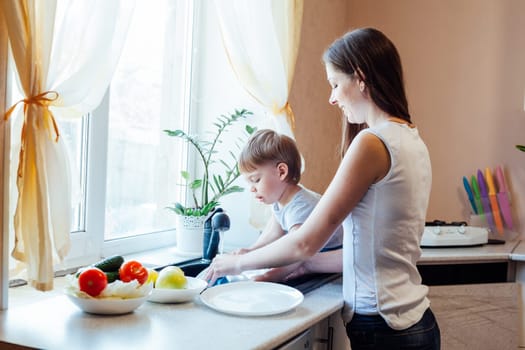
[48,0,197,270]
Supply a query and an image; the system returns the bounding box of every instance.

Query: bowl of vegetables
[64,256,153,315]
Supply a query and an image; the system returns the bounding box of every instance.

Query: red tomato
[119,260,149,285]
[78,267,108,297]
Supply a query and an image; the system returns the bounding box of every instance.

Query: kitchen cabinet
[275,313,350,350]
[510,240,525,347]
[326,313,351,350]
[275,328,313,349]
[428,282,518,349]
[419,241,520,349]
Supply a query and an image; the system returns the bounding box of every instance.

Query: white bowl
[148,277,207,303]
[65,290,151,315]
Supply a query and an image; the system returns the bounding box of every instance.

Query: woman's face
[325,63,367,124]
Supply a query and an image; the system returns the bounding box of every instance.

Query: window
[7,0,195,271]
[6,0,262,274]
[104,0,192,241]
[80,0,195,262]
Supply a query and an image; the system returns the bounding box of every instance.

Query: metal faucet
[202,208,230,261]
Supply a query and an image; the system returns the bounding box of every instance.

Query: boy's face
[243,162,288,205]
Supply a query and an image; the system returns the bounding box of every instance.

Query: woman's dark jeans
[346,308,441,350]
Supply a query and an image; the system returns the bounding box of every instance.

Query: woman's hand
[204,253,243,285]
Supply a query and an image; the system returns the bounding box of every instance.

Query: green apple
[155,266,187,289]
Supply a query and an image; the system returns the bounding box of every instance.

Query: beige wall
[293,0,525,236]
[291,0,349,195]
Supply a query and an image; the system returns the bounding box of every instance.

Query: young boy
[237,129,343,254]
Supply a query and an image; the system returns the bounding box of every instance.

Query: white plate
[65,290,150,315]
[200,281,303,316]
[148,277,207,303]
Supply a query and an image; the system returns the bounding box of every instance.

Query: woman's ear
[355,68,367,94]
[356,67,366,81]
[276,162,289,181]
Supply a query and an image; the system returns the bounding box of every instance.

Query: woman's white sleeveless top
[342,121,432,330]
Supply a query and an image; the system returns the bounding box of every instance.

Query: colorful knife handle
[495,166,514,230]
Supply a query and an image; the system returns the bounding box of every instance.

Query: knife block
[469,213,518,241]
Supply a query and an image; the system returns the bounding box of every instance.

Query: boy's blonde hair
[239,129,301,184]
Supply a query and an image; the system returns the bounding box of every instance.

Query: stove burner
[425,220,468,227]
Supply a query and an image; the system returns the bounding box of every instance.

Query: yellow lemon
[146,268,159,286]
[155,266,187,289]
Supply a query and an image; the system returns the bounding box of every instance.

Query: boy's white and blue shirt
[273,186,344,251]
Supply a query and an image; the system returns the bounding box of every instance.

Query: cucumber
[93,255,124,272]
[105,271,121,283]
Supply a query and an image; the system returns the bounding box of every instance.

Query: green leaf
[213,175,222,192]
[228,151,237,162]
[190,179,202,190]
[181,170,190,181]
[166,202,186,215]
[220,186,244,196]
[516,145,525,152]
[202,201,219,215]
[164,129,185,137]
[245,125,257,134]
[220,159,231,169]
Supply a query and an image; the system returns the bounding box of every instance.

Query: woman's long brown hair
[323,28,410,158]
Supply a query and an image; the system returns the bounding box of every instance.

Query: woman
[206,27,440,349]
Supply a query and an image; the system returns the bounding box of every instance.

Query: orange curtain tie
[4,90,61,142]
[272,101,296,131]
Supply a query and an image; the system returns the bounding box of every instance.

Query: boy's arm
[247,214,285,250]
[242,220,301,254]
[232,214,285,254]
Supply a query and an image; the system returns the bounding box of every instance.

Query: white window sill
[8,246,199,308]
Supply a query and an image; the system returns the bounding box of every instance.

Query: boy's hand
[205,253,243,286]
[253,262,308,282]
[231,247,252,255]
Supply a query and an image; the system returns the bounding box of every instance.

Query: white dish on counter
[200,281,303,316]
[65,290,151,315]
[148,277,207,303]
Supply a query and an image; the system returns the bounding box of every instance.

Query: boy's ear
[276,162,289,180]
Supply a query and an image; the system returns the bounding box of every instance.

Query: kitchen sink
[282,273,341,294]
[156,209,342,293]
[156,258,341,294]
[155,257,210,277]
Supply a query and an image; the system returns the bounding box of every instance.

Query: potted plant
[164,108,255,254]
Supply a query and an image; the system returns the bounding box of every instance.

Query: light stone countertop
[2,240,524,350]
[0,277,344,350]
[510,240,525,261]
[420,239,520,264]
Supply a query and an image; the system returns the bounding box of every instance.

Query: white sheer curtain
[0,0,135,291]
[214,0,303,138]
[214,0,303,230]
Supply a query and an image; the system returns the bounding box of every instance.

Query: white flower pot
[175,215,206,255]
